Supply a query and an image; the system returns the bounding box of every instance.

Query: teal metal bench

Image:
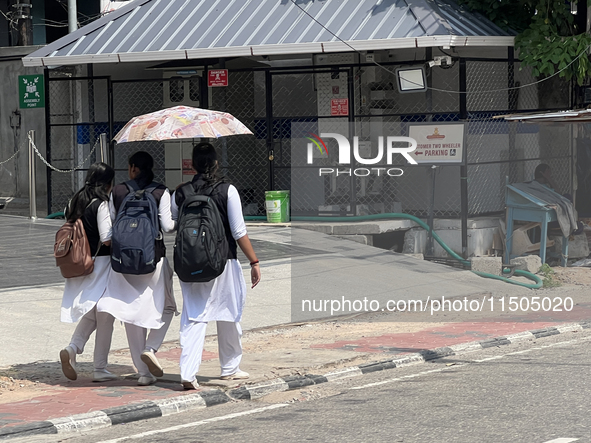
[505,177,568,267]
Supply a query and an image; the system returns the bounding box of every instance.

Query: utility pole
[576,0,588,33]
[11,1,33,46]
[68,0,77,33]
[575,0,590,108]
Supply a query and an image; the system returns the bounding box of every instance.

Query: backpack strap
[65,197,99,217]
[178,180,223,208]
[125,180,139,193]
[84,198,102,259]
[87,198,99,208]
[124,180,159,202]
[192,180,223,197]
[127,180,160,197]
[180,182,195,198]
[144,182,159,195]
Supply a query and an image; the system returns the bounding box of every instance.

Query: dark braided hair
[65,162,114,222]
[191,142,227,186]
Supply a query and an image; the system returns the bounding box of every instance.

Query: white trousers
[179,311,243,382]
[125,310,175,377]
[69,306,115,371]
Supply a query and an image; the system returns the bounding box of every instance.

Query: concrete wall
[0,45,47,215]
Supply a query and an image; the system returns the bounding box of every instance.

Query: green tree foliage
[458,0,591,85]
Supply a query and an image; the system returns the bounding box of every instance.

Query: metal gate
[45,74,111,214]
[270,68,351,216]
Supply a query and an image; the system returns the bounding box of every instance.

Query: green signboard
[19,75,45,109]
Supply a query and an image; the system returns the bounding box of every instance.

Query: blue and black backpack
[111,180,161,275]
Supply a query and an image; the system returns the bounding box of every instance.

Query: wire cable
[288,0,591,95]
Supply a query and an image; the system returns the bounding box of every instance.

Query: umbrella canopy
[113,105,253,143]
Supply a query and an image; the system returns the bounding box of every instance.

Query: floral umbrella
[113,105,252,143]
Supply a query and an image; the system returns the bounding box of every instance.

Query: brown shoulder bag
[54,199,99,278]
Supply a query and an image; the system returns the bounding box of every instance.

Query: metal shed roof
[500,109,591,123]
[23,0,515,67]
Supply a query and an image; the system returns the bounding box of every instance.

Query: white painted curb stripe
[96,404,289,443]
[246,380,290,399]
[10,322,591,440]
[505,331,535,342]
[449,342,483,353]
[50,410,111,433]
[391,353,425,367]
[153,394,207,416]
[556,323,583,334]
[324,367,363,381]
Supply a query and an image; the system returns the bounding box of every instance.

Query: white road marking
[504,349,537,355]
[96,404,289,443]
[541,438,579,443]
[350,366,460,390]
[473,355,505,363]
[473,336,591,364]
[95,334,591,441]
[351,335,591,391]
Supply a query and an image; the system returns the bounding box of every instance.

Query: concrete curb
[1,322,587,440]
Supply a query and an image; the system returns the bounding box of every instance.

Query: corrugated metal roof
[500,109,591,123]
[24,0,515,67]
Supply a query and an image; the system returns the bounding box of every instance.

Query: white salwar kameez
[61,256,111,323]
[97,257,175,329]
[97,189,177,377]
[60,201,114,370]
[172,184,248,382]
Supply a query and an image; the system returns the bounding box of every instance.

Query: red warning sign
[331,98,348,116]
[182,159,195,175]
[208,69,228,87]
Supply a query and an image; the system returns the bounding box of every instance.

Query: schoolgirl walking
[97,151,176,386]
[172,142,261,390]
[58,162,117,382]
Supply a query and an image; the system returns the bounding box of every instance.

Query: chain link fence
[465,60,571,216]
[350,62,462,218]
[112,80,167,187]
[46,75,109,213]
[211,71,268,216]
[45,58,574,219]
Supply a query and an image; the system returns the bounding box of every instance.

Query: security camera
[440,56,452,67]
[431,56,453,67]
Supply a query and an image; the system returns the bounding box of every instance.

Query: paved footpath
[2,305,590,440]
[0,215,587,440]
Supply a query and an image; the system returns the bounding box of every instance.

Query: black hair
[534,163,550,180]
[192,142,226,185]
[65,162,115,222]
[129,151,154,189]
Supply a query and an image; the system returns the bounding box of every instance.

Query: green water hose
[46,211,65,219]
[246,213,542,289]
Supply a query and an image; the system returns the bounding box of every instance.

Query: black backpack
[111,181,161,275]
[174,182,229,282]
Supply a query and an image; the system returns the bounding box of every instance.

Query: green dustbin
[265,190,290,223]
